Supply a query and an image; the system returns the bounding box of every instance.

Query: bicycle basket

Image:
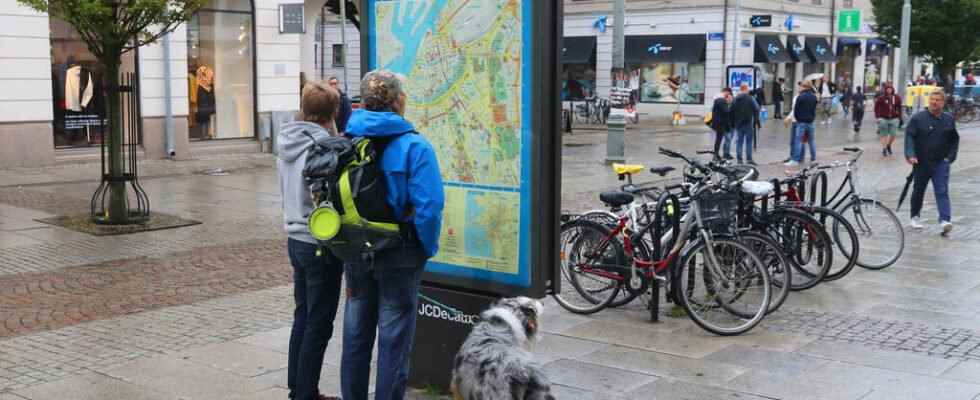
[696,191,739,224]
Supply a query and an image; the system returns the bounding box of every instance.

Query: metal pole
[731,0,741,65]
[339,0,349,93]
[898,0,911,87]
[162,32,174,158]
[612,0,624,70]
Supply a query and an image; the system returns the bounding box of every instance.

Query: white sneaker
[941,221,953,236]
[910,217,924,229]
[784,160,799,167]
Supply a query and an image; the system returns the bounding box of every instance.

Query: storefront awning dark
[561,36,597,65]
[805,37,837,63]
[786,36,812,63]
[866,38,890,57]
[754,35,794,63]
[625,34,706,63]
[837,37,862,56]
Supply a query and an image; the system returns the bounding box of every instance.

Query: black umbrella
[896,167,916,211]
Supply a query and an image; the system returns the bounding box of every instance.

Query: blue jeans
[910,160,952,222]
[341,264,425,400]
[789,122,798,159]
[793,122,816,162]
[735,121,754,161]
[287,239,344,400]
[722,130,734,158]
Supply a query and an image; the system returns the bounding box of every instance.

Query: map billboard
[359,0,560,296]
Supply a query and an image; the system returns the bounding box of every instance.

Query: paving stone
[534,333,609,365]
[542,359,657,396]
[942,360,980,385]
[581,345,747,386]
[176,341,288,378]
[702,344,829,378]
[625,378,770,400]
[101,356,271,398]
[550,384,628,400]
[806,361,980,400]
[11,372,172,400]
[796,340,959,376]
[561,320,732,359]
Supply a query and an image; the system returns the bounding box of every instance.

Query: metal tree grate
[90,72,150,224]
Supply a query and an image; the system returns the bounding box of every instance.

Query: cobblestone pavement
[0,120,980,399]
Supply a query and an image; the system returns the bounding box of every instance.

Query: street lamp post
[898,0,911,87]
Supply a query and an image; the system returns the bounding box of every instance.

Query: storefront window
[187,1,255,140]
[562,64,595,101]
[49,18,135,148]
[633,62,705,104]
[837,46,859,88]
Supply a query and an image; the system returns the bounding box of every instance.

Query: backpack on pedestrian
[302,133,415,263]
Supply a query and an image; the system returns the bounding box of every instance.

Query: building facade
[562,0,899,118]
[0,0,319,168]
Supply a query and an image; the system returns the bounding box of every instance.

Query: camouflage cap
[360,70,405,111]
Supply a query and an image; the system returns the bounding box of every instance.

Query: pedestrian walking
[340,70,446,400]
[841,84,853,118]
[816,76,836,125]
[711,87,734,158]
[786,80,818,167]
[874,84,903,156]
[732,83,760,165]
[783,82,805,163]
[851,86,866,133]
[327,76,353,133]
[277,81,344,400]
[773,78,785,118]
[905,89,959,234]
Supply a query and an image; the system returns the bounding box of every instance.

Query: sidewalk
[0,118,979,399]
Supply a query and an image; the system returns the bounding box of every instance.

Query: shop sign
[839,10,861,33]
[647,43,672,55]
[279,3,305,34]
[741,39,752,48]
[784,15,799,31]
[708,32,725,41]
[750,15,772,27]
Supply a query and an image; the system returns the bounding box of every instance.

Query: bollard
[605,109,626,164]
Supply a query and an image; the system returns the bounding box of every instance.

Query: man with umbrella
[903,89,959,235]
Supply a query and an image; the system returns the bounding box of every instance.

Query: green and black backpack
[304,133,415,262]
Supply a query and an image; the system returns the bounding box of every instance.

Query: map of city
[374,0,524,275]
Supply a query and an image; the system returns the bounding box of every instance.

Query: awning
[754,34,794,63]
[786,36,812,63]
[625,34,706,63]
[866,38,890,57]
[837,37,862,56]
[561,36,597,64]
[805,37,837,63]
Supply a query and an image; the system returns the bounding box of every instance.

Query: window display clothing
[65,65,94,112]
[194,65,215,138]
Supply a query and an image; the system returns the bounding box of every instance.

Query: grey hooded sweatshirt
[277,120,333,244]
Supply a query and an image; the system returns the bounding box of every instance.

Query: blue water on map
[464,190,492,259]
[383,1,450,74]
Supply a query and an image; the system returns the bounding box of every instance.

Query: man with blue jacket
[341,70,445,400]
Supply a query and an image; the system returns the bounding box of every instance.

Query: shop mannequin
[195,65,216,139]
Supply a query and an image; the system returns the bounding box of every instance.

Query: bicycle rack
[646,191,681,323]
[808,170,830,207]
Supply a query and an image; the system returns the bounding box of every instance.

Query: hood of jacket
[345,109,417,138]
[277,121,332,162]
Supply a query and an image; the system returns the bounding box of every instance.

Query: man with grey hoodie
[277,81,343,400]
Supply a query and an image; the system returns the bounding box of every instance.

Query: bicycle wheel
[808,207,860,282]
[553,219,623,314]
[676,238,771,336]
[758,208,832,291]
[837,198,905,270]
[736,232,791,314]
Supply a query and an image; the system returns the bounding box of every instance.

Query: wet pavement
[0,115,978,399]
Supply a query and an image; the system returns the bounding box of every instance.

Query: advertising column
[360,0,560,389]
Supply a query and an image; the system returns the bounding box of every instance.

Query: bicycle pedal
[652,274,667,282]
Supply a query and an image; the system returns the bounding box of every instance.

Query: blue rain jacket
[345,109,445,258]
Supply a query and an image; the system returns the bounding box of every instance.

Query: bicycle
[954,98,978,123]
[817,147,905,270]
[556,150,772,335]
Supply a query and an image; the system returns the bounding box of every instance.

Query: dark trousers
[852,108,864,131]
[774,99,783,118]
[910,161,952,222]
[287,239,344,400]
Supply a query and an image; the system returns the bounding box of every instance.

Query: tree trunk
[104,55,129,224]
[937,61,957,91]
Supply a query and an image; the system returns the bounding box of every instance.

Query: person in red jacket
[874,84,903,157]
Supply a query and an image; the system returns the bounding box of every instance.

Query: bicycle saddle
[612,163,645,176]
[650,166,676,176]
[599,191,634,207]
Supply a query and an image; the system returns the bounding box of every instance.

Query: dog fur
[450,297,555,400]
